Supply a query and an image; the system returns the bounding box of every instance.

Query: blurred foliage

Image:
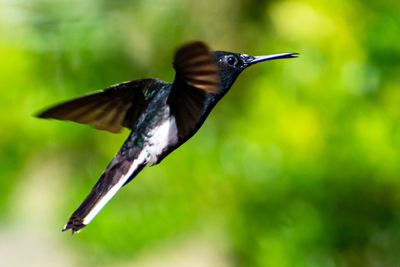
[1,0,400,266]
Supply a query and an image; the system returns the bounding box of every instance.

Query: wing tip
[35,110,50,118]
[177,41,209,53]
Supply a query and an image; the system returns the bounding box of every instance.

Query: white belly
[146,116,178,164]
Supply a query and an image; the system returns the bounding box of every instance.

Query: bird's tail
[62,153,147,233]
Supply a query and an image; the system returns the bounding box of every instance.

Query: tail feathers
[63,157,146,234]
[62,215,87,234]
[62,187,104,233]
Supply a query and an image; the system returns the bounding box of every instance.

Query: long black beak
[245,53,299,65]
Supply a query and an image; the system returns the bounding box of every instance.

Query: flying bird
[37,41,298,233]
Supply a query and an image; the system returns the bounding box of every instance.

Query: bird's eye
[226,56,237,66]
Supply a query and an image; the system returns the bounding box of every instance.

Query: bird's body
[37,41,297,233]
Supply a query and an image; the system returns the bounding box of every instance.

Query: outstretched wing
[37,78,165,133]
[169,41,220,138]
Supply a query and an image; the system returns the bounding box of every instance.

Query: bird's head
[213,50,298,95]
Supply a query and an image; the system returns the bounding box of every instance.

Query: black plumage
[37,41,298,233]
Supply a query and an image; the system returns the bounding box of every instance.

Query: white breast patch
[146,116,178,164]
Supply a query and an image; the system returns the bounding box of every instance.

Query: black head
[213,51,298,95]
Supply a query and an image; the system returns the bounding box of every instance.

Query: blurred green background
[1,0,400,266]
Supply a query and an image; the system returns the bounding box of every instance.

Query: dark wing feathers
[169,41,220,138]
[37,79,163,133]
[173,41,220,93]
[38,41,220,138]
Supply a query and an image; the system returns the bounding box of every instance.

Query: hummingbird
[37,41,298,233]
